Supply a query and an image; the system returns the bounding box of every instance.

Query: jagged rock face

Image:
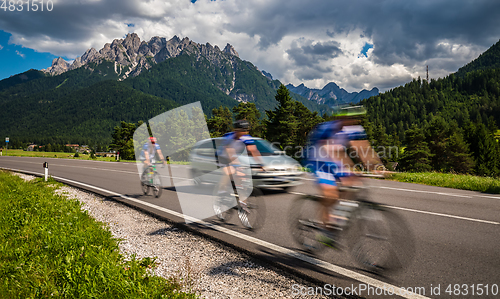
[43,33,241,80]
[223,43,239,57]
[261,70,273,80]
[43,57,71,76]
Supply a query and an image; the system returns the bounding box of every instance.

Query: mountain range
[43,34,240,79]
[286,82,379,106]
[1,33,352,145]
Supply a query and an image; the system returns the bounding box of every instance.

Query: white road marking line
[476,195,500,200]
[5,159,191,181]
[3,167,428,299]
[290,192,499,225]
[384,205,499,225]
[377,186,472,198]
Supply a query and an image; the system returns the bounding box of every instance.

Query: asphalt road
[1,156,499,299]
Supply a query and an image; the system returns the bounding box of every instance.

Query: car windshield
[197,138,281,157]
[253,139,281,156]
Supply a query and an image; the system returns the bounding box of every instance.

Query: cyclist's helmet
[234,119,250,131]
[149,137,157,143]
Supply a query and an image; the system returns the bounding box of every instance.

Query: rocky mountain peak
[223,43,239,57]
[287,82,379,107]
[42,57,71,75]
[323,82,340,91]
[42,34,244,80]
[122,33,141,55]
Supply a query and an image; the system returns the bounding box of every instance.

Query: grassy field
[1,149,119,162]
[0,171,195,298]
[0,149,191,164]
[388,172,500,194]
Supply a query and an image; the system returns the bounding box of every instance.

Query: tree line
[111,82,499,177]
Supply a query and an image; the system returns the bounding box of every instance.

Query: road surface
[1,156,499,298]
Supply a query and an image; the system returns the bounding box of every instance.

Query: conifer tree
[233,102,262,137]
[446,131,475,173]
[265,84,299,153]
[207,106,233,137]
[110,121,142,160]
[475,123,500,176]
[265,84,322,158]
[399,127,433,172]
[425,116,450,171]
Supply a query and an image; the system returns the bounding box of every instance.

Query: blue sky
[360,43,373,58]
[0,0,499,91]
[0,30,62,80]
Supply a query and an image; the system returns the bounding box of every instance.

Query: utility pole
[426,65,429,83]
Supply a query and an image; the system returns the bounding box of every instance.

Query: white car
[189,137,304,190]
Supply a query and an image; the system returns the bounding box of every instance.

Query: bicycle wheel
[288,195,325,253]
[213,184,236,221]
[140,169,151,195]
[347,203,415,274]
[238,188,265,231]
[152,172,162,198]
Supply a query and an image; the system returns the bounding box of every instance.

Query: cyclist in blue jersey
[141,137,167,167]
[216,120,264,202]
[304,107,381,243]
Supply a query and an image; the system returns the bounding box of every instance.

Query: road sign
[5,137,9,143]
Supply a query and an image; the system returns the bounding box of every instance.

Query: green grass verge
[1,149,118,162]
[1,149,191,165]
[0,171,196,298]
[387,172,500,194]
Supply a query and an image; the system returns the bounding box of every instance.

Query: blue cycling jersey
[305,120,367,185]
[305,120,367,161]
[140,142,161,161]
[222,132,255,145]
[217,132,255,164]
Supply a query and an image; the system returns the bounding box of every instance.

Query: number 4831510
[1,0,54,12]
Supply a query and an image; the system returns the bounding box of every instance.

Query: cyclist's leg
[311,161,340,226]
[319,183,339,225]
[141,161,150,182]
[217,164,234,194]
[336,163,363,201]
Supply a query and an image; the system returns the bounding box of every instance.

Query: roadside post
[43,162,49,181]
[166,156,174,186]
[5,137,9,151]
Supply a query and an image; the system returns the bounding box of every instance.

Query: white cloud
[0,0,498,91]
[15,50,25,58]
[0,44,3,50]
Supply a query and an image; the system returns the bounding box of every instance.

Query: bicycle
[213,165,266,230]
[289,180,415,274]
[141,161,163,198]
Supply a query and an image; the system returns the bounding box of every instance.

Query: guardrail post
[166,156,174,187]
[43,162,49,181]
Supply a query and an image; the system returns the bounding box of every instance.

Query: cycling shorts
[305,160,352,186]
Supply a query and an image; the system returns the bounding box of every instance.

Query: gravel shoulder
[13,172,330,299]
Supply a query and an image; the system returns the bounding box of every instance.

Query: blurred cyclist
[304,106,382,245]
[141,137,167,170]
[216,120,264,208]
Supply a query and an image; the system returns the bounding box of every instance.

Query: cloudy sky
[0,0,499,92]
